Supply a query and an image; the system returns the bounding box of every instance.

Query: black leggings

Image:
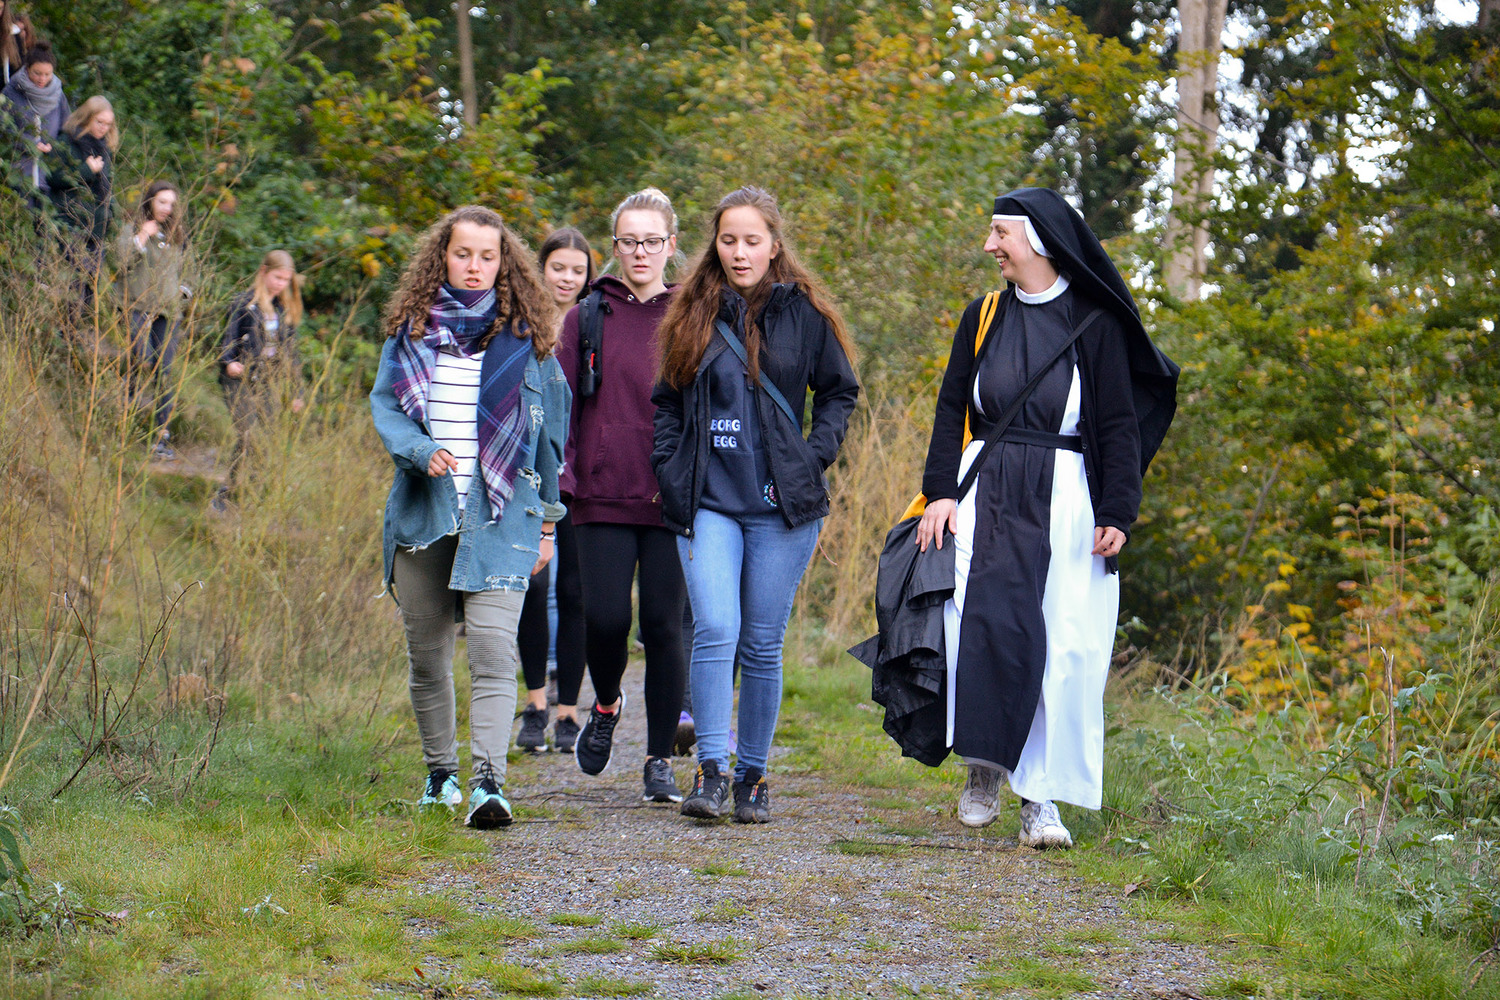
[518,513,586,705]
[574,522,687,760]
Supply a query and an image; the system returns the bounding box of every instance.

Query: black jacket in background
[651,283,860,533]
[48,131,112,248]
[219,292,299,384]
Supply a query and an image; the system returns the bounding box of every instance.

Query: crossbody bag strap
[714,319,801,428]
[954,306,1105,501]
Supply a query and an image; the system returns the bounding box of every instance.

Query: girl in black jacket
[652,186,859,823]
[214,249,305,509]
[50,96,116,310]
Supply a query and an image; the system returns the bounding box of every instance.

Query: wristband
[540,530,556,540]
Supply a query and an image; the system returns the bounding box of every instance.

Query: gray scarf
[11,71,62,123]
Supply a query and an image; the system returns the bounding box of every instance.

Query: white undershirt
[428,350,484,509]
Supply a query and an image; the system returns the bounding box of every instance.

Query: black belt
[997,427,1083,452]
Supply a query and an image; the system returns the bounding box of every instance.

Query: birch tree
[1164,0,1227,300]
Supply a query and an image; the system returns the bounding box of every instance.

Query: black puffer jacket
[651,284,860,534]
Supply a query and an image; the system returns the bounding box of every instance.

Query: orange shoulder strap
[899,291,1003,523]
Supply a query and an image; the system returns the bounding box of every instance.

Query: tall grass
[0,228,402,782]
[801,371,940,640]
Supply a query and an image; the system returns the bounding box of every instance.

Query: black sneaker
[732,769,771,824]
[642,756,682,803]
[680,760,730,819]
[575,695,625,776]
[553,715,580,754]
[516,704,549,753]
[464,761,513,829]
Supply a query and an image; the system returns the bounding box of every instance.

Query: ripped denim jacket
[370,336,571,594]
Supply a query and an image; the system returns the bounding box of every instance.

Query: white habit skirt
[942,367,1119,810]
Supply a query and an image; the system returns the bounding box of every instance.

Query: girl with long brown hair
[651,186,860,822]
[370,205,568,828]
[115,180,190,459]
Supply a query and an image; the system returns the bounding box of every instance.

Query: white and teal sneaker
[465,762,513,829]
[419,769,463,811]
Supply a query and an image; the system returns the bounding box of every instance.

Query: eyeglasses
[612,236,668,255]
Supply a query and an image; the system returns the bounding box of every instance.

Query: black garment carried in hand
[848,517,955,766]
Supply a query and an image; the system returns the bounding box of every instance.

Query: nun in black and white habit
[914,187,1177,848]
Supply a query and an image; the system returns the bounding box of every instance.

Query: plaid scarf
[390,285,534,523]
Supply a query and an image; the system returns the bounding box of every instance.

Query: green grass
[692,858,749,877]
[648,938,743,965]
[0,715,485,999]
[552,935,624,955]
[466,958,564,996]
[570,973,656,997]
[547,912,603,927]
[970,956,1098,997]
[613,921,662,940]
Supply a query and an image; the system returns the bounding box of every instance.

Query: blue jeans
[677,508,821,780]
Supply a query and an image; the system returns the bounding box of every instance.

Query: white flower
[1430,833,1456,844]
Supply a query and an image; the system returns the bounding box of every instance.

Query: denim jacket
[370,335,571,594]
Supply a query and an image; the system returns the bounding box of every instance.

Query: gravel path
[411,663,1225,999]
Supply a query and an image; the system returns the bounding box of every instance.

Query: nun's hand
[1092,526,1126,558]
[917,498,958,552]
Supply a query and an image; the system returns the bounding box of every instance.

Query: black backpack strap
[954,306,1104,501]
[576,289,608,397]
[715,319,801,428]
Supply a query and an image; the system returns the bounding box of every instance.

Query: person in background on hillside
[0,3,37,86]
[370,205,567,829]
[554,187,689,804]
[49,96,117,309]
[652,186,860,823]
[913,187,1178,847]
[514,226,593,754]
[115,180,191,460]
[214,250,306,512]
[1,41,68,204]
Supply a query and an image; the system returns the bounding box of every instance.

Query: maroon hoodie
[556,275,677,526]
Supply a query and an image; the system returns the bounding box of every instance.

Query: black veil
[993,187,1180,472]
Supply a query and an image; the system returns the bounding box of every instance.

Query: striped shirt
[428,349,485,509]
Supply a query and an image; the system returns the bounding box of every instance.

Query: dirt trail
[413,663,1223,999]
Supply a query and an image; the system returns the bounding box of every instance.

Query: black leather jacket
[651,284,860,534]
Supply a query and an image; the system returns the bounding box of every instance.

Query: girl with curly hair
[370,205,569,828]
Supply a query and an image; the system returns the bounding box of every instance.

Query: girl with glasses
[555,187,690,805]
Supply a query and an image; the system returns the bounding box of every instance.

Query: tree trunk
[1481,0,1500,33]
[1164,0,1228,301]
[456,1,478,127]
